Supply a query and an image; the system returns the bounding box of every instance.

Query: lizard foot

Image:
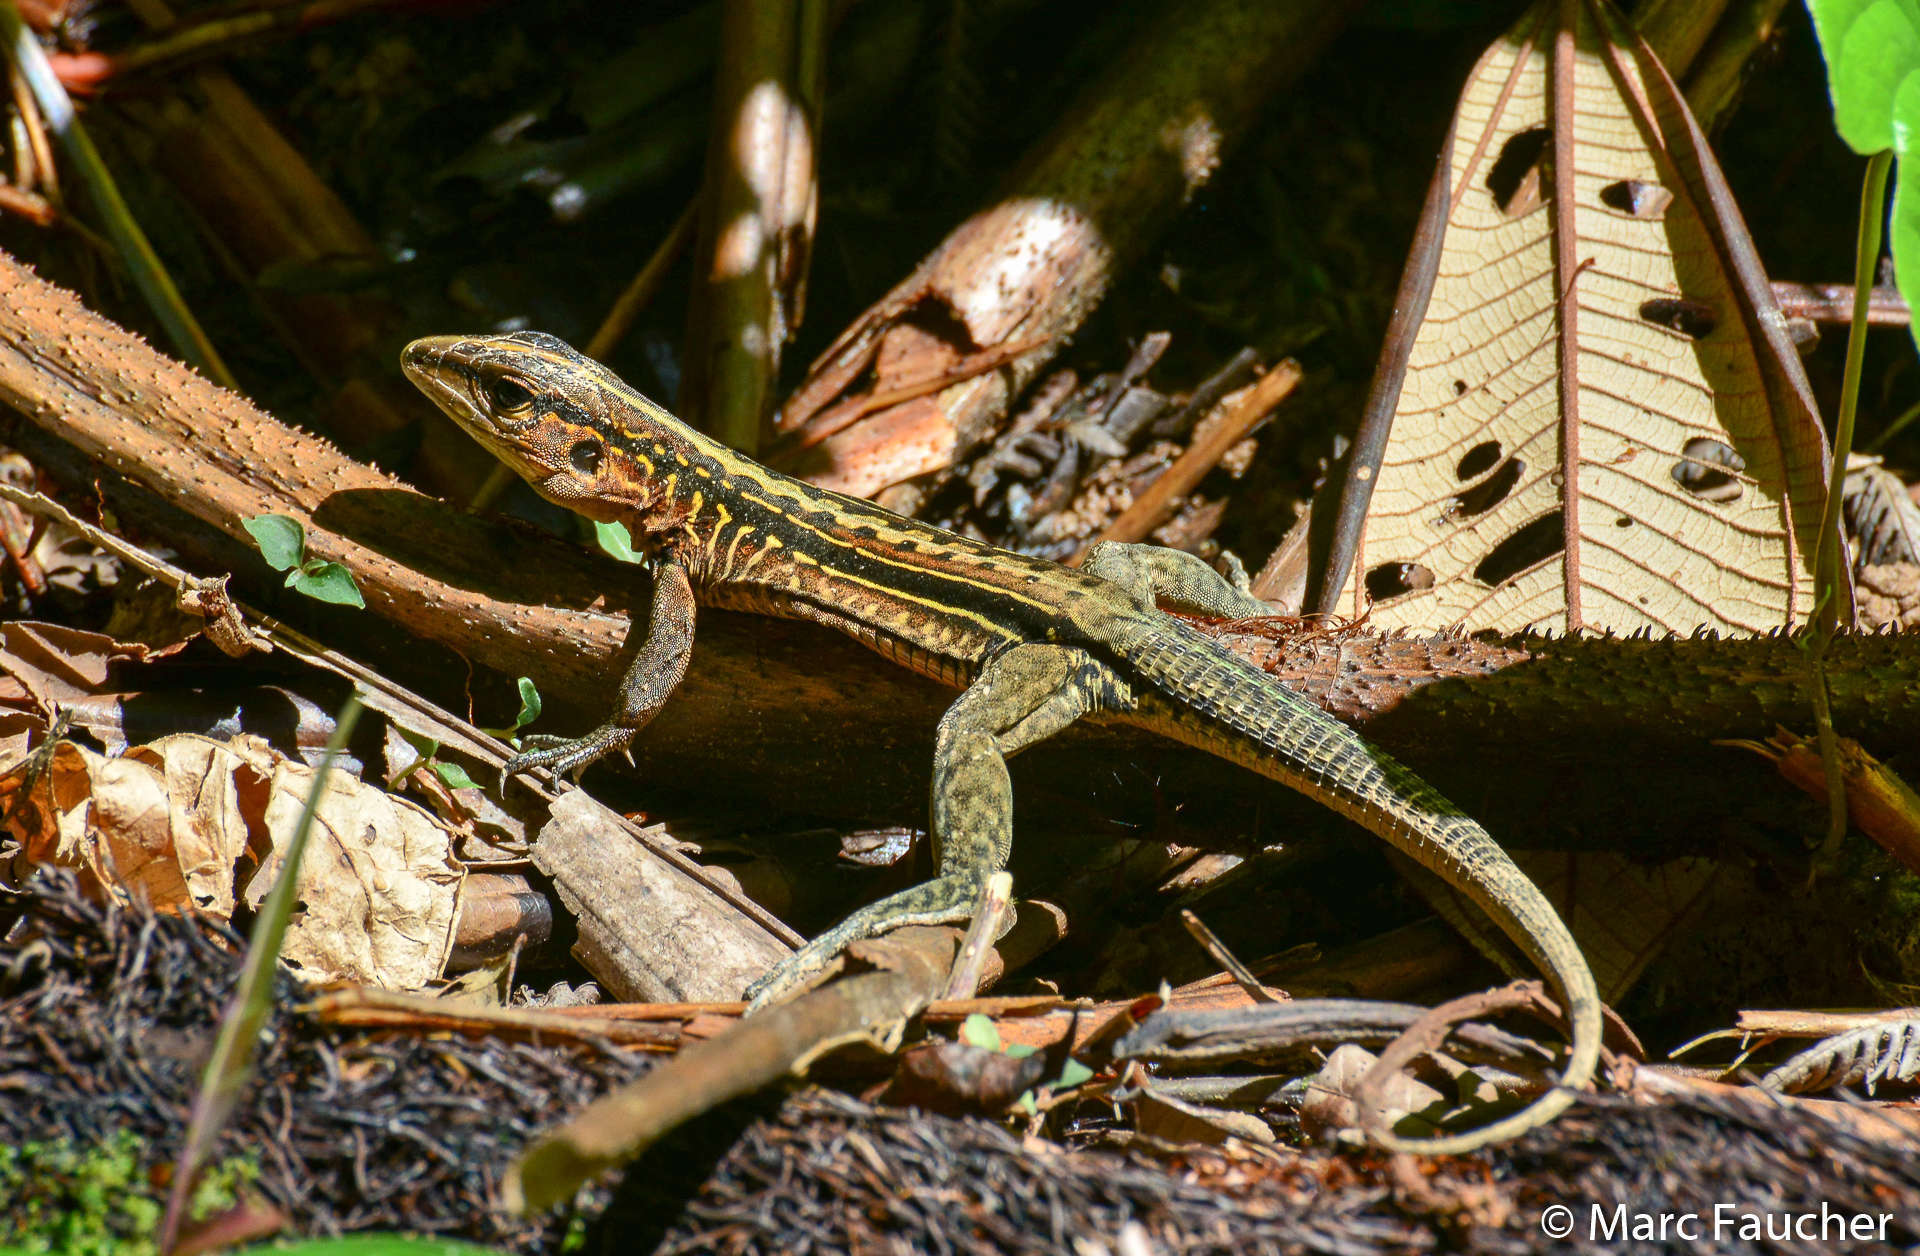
[500,724,637,790]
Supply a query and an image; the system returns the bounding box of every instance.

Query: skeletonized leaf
[1320,0,1830,634]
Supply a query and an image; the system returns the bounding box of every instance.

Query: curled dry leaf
[2,730,464,990]
[1321,0,1828,635]
[242,749,464,989]
[1842,455,1920,570]
[1761,1017,1920,1097]
[1299,1043,1445,1143]
[4,734,258,918]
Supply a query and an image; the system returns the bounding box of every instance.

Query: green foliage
[480,677,543,740]
[244,514,366,609]
[958,1012,1001,1051]
[389,728,480,792]
[958,1014,1096,1115]
[1805,0,1920,354]
[593,520,646,564]
[0,1130,257,1256]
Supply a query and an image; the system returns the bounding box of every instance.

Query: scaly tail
[1115,620,1601,1153]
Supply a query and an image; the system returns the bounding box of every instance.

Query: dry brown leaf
[0,621,154,718]
[243,750,464,989]
[1857,562,1920,630]
[1843,456,1920,570]
[1321,0,1828,634]
[1298,1043,1445,1142]
[3,734,258,916]
[1761,1018,1920,1096]
[1401,849,1719,1004]
[2,729,463,989]
[1130,1087,1276,1147]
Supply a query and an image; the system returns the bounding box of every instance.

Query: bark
[768,0,1353,503]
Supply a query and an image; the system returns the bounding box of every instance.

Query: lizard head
[401,331,693,534]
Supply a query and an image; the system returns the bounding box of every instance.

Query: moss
[0,1129,259,1256]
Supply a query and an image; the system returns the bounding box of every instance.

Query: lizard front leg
[1083,540,1272,619]
[506,555,696,781]
[743,642,1116,1009]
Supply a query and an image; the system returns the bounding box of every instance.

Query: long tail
[1114,619,1601,1153]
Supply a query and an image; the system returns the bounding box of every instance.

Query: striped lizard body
[402,330,1601,1154]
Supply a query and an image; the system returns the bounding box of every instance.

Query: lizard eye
[569,439,603,475]
[486,375,536,413]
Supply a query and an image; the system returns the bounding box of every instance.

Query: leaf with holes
[1317,0,1831,635]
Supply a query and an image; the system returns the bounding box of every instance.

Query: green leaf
[1054,1057,1094,1089]
[513,677,543,730]
[244,513,306,571]
[1807,1,1920,354]
[384,729,438,788]
[1895,82,1920,354]
[290,562,366,608]
[594,520,647,564]
[959,1013,1001,1052]
[1806,0,1920,154]
[1003,1042,1037,1059]
[433,760,481,791]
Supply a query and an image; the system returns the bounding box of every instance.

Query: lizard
[401,329,1602,1154]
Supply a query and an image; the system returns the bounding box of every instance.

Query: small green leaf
[1054,1057,1094,1089]
[1016,1090,1038,1116]
[594,520,647,564]
[513,677,543,730]
[434,760,481,791]
[384,729,438,788]
[1003,1042,1038,1060]
[243,513,306,571]
[290,562,366,608]
[959,1013,1001,1052]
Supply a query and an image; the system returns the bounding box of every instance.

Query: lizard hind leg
[743,643,1112,1010]
[1082,541,1272,619]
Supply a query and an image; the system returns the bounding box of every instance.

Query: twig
[1072,359,1300,562]
[1771,281,1909,327]
[586,199,700,362]
[681,0,826,450]
[942,871,1014,1001]
[1177,908,1281,1005]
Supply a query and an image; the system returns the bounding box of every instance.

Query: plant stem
[1809,147,1891,853]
